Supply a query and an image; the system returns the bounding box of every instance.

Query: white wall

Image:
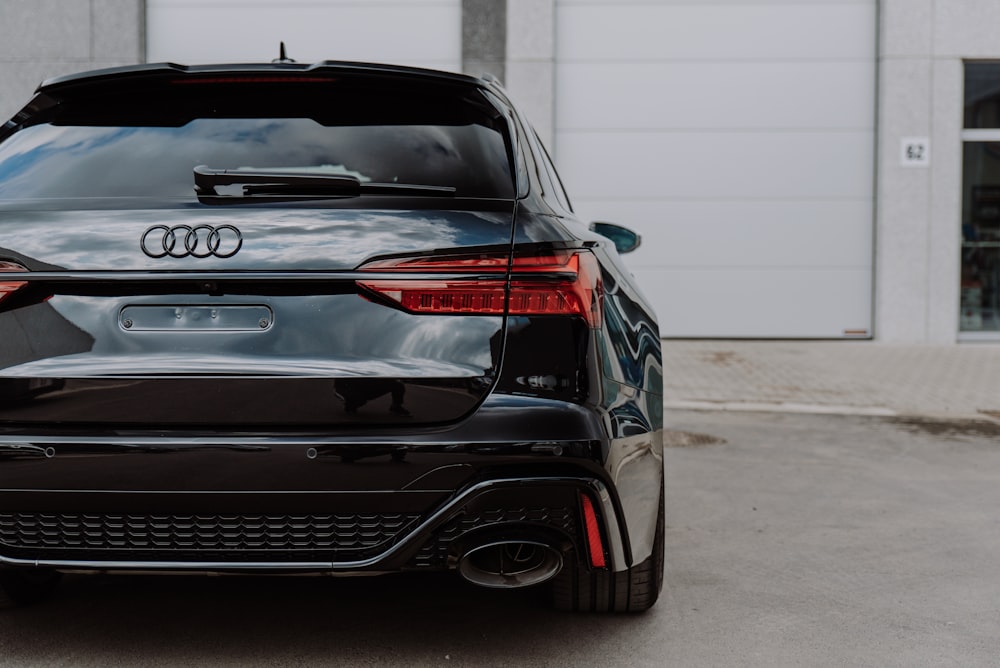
[146,0,461,71]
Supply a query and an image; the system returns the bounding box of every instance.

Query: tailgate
[0,206,514,427]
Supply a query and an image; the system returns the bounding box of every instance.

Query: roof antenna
[273,42,296,64]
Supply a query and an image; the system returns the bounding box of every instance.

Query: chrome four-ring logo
[140,224,243,259]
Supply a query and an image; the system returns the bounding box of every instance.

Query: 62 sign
[901,137,930,167]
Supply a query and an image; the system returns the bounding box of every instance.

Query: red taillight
[0,261,27,304]
[356,251,603,327]
[360,280,508,314]
[510,253,602,326]
[580,492,608,569]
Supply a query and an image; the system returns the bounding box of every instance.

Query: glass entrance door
[961,63,1000,336]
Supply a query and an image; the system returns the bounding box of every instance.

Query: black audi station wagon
[0,61,664,612]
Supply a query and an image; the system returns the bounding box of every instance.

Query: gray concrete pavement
[658,410,1000,667]
[662,340,1000,421]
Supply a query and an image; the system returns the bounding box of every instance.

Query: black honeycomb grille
[0,512,419,561]
[411,506,576,569]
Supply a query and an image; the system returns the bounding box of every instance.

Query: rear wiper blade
[194,165,362,196]
[194,165,456,203]
[358,182,456,196]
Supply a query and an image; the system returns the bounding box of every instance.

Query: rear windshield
[0,80,514,206]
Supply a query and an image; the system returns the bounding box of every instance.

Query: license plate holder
[120,305,273,331]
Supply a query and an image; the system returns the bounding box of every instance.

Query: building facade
[0,0,997,343]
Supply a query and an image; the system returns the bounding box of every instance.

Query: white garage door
[554,1,876,338]
[147,0,461,72]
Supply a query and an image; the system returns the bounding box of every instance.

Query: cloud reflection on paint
[0,208,513,270]
[30,293,498,379]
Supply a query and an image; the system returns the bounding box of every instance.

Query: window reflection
[962,144,1000,331]
[962,64,1000,333]
[964,62,1000,129]
[0,119,513,202]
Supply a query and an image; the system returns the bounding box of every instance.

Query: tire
[552,483,664,613]
[0,570,62,608]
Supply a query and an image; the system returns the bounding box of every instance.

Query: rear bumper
[0,475,626,574]
[0,393,661,577]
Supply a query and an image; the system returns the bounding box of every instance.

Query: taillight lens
[0,261,28,304]
[510,252,602,327]
[356,250,602,327]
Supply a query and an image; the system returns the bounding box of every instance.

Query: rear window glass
[0,77,515,206]
[0,119,513,204]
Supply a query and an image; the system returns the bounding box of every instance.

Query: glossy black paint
[0,62,662,586]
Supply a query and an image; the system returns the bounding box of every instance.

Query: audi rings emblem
[140,224,243,259]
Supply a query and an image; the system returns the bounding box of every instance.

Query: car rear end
[0,62,663,611]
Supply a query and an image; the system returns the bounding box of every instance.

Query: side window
[530,127,574,214]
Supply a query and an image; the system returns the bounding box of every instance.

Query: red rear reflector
[580,492,607,569]
[0,261,27,304]
[356,251,603,327]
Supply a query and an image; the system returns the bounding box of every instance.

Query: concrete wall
[147,0,461,71]
[463,0,506,83]
[876,0,1000,342]
[0,0,144,121]
[504,0,555,148]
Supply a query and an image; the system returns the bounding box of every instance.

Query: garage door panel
[557,131,875,200]
[564,0,864,4]
[634,268,873,338]
[578,200,873,269]
[557,3,876,61]
[147,2,461,68]
[556,61,875,131]
[555,0,875,339]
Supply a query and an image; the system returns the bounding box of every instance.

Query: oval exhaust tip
[458,541,563,589]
